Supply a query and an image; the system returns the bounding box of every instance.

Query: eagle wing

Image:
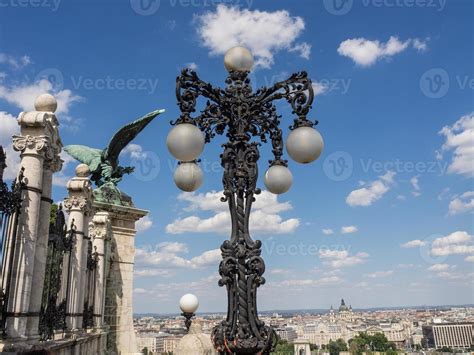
[104,109,165,167]
[63,145,103,173]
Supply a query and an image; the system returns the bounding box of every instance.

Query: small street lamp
[179,293,199,332]
[168,46,323,354]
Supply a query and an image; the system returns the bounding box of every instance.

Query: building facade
[423,323,473,349]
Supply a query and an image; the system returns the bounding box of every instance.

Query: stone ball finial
[75,163,90,177]
[34,93,57,113]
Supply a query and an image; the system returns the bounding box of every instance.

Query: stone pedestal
[63,164,93,332]
[8,94,62,339]
[89,211,112,330]
[93,200,147,355]
[175,322,216,355]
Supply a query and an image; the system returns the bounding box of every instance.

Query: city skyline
[0,0,473,314]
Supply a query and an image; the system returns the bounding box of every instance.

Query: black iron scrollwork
[174,67,315,354]
[39,205,76,340]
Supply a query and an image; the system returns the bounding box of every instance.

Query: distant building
[422,323,473,349]
[136,333,159,353]
[156,334,183,353]
[276,327,298,342]
[329,299,353,323]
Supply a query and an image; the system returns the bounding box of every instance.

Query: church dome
[339,298,349,312]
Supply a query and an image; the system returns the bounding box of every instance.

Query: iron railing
[83,239,98,330]
[0,146,25,336]
[39,205,76,340]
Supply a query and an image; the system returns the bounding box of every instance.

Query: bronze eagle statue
[64,109,164,187]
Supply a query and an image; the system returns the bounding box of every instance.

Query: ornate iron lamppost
[179,293,199,332]
[167,47,324,354]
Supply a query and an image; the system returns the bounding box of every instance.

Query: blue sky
[0,0,473,314]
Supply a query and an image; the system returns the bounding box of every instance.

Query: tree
[328,338,348,355]
[349,332,396,354]
[142,347,148,355]
[50,203,58,225]
[440,346,453,353]
[272,339,293,354]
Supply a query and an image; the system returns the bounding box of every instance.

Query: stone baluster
[7,94,59,339]
[63,164,93,333]
[25,96,63,339]
[89,212,111,331]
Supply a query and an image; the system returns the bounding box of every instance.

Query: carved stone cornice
[44,154,63,173]
[17,111,52,128]
[89,212,112,241]
[63,195,93,215]
[12,135,50,157]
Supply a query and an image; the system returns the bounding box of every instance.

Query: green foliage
[49,203,58,225]
[440,346,453,353]
[142,347,148,355]
[328,338,348,355]
[272,339,294,354]
[349,332,396,354]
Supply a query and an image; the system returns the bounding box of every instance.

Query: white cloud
[276,276,342,287]
[346,171,395,207]
[412,38,429,52]
[438,113,474,177]
[337,36,427,67]
[166,190,299,235]
[341,225,358,234]
[135,243,221,272]
[0,111,20,180]
[319,249,369,268]
[365,270,393,278]
[448,191,474,216]
[157,242,188,254]
[136,215,153,233]
[312,82,327,96]
[401,239,426,248]
[428,264,451,272]
[465,255,474,263]
[121,143,147,159]
[289,42,311,60]
[0,79,81,116]
[435,271,470,280]
[270,268,290,275]
[432,231,472,247]
[0,53,31,69]
[185,62,198,70]
[431,231,474,256]
[135,269,171,278]
[322,228,334,235]
[195,5,309,68]
[410,176,421,197]
[0,111,18,144]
